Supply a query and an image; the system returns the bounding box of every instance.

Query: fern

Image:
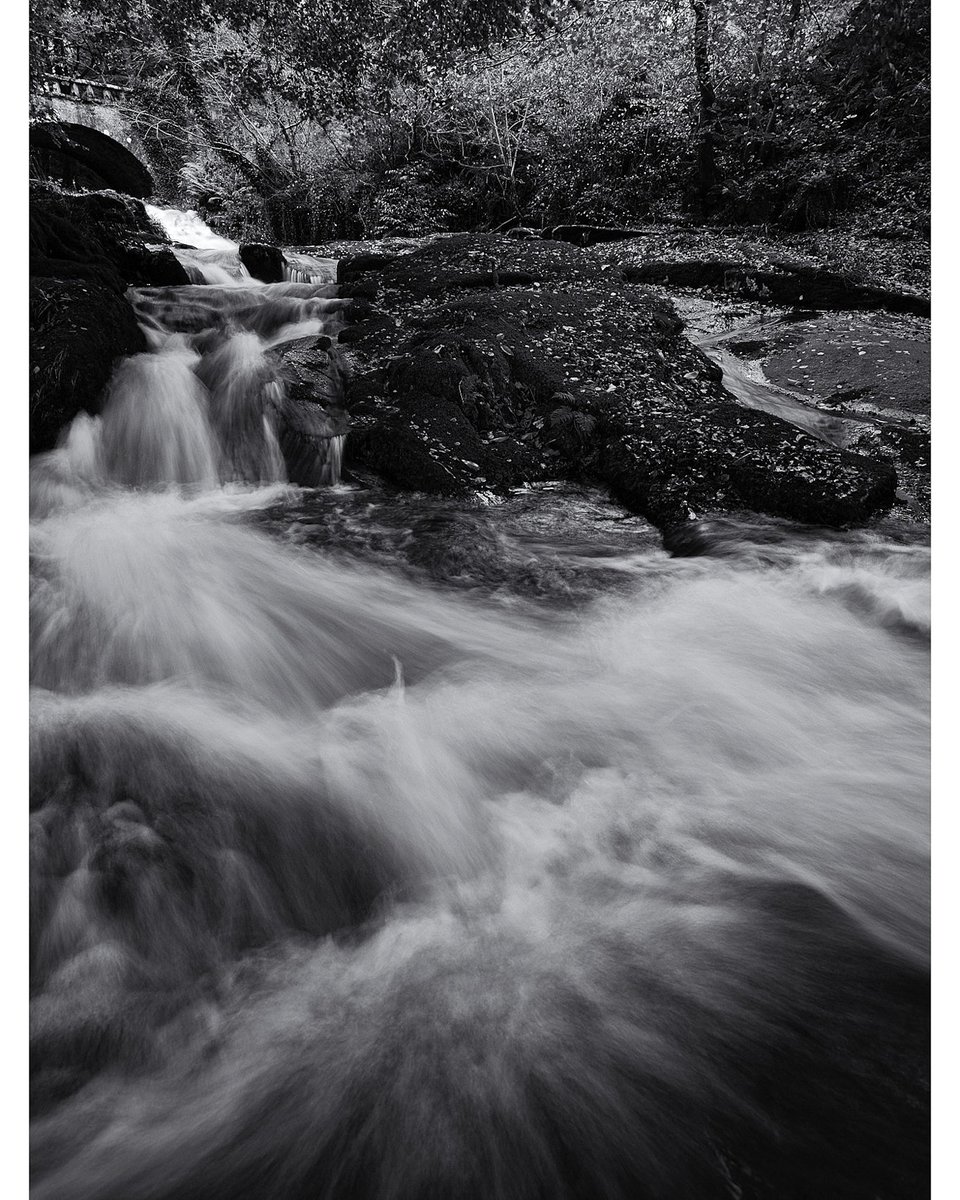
[548,404,596,443]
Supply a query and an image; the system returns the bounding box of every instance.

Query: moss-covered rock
[623,259,929,317]
[587,227,929,311]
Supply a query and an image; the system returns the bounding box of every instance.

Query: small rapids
[145,205,239,252]
[705,345,848,445]
[145,204,253,285]
[146,204,337,286]
[31,274,351,510]
[29,227,929,1200]
[283,249,340,284]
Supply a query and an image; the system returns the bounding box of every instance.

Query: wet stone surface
[335,233,899,535]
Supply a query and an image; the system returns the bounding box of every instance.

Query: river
[29,213,930,1199]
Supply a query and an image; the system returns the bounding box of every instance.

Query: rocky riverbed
[29,184,930,544]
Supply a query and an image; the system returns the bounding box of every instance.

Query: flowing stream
[30,214,930,1199]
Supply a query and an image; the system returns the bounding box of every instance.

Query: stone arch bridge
[32,68,155,198]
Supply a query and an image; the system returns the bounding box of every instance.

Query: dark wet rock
[30,277,147,454]
[706,308,929,518]
[726,339,768,358]
[239,243,286,283]
[348,413,516,496]
[271,336,352,408]
[358,268,540,295]
[30,121,153,198]
[340,297,377,323]
[338,253,397,283]
[337,278,379,301]
[118,244,191,287]
[29,183,189,451]
[434,269,536,290]
[337,319,389,346]
[274,403,347,487]
[30,182,188,289]
[661,522,729,558]
[761,312,930,418]
[404,512,511,586]
[372,234,613,296]
[545,225,655,247]
[779,308,823,324]
[505,225,687,249]
[266,336,352,485]
[588,226,929,309]
[623,259,929,317]
[340,233,897,531]
[595,376,896,530]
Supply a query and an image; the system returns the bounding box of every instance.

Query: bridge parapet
[39,74,132,106]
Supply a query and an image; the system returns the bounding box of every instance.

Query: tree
[30,0,926,236]
[689,0,720,206]
[30,0,570,236]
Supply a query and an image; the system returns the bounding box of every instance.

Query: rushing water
[145,205,252,285]
[29,230,929,1199]
[146,206,338,286]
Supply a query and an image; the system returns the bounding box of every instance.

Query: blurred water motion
[29,230,929,1199]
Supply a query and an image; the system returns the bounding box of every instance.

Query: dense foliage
[30,0,929,241]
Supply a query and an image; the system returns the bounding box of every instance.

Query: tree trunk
[690,0,720,206]
[750,0,772,104]
[786,0,804,52]
[748,0,775,164]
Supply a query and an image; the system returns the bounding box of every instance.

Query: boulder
[30,277,147,454]
[239,243,286,283]
[270,336,351,407]
[29,182,193,453]
[30,122,153,198]
[30,183,189,289]
[267,336,352,485]
[337,253,396,284]
[340,234,897,531]
[29,184,191,453]
[118,244,192,287]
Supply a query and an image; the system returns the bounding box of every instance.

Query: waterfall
[283,250,338,284]
[172,247,254,286]
[323,432,345,485]
[144,207,337,287]
[129,285,351,343]
[99,340,220,489]
[145,204,256,285]
[145,204,238,251]
[50,319,338,495]
[54,252,356,492]
[194,332,287,484]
